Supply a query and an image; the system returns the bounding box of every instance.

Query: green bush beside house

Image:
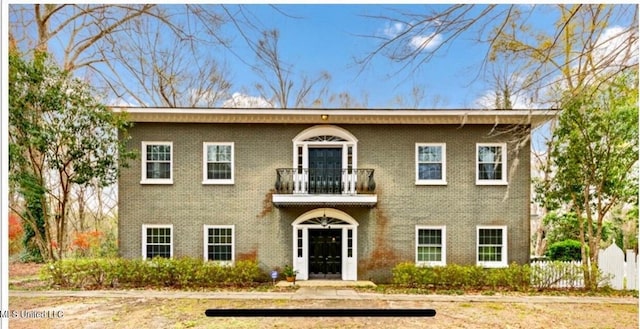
[545,239,584,261]
[41,258,267,289]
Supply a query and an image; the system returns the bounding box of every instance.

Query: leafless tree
[253,29,331,108]
[103,14,233,107]
[9,4,240,107]
[388,85,427,109]
[531,123,558,257]
[326,91,369,109]
[68,182,117,234]
[488,61,518,110]
[361,4,638,108]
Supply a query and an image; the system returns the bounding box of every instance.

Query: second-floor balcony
[272,168,377,207]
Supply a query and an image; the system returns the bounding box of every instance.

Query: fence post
[626,250,638,290]
[598,244,625,289]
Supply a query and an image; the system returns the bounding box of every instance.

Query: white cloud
[472,70,539,109]
[381,21,443,52]
[222,92,273,108]
[593,26,638,69]
[189,89,224,107]
[410,33,443,52]
[382,22,405,38]
[473,88,535,110]
[107,98,139,107]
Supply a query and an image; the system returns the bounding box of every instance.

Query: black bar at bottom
[205,308,436,317]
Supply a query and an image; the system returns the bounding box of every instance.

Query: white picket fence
[599,244,638,290]
[531,244,638,290]
[531,260,585,288]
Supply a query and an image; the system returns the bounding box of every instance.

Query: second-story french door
[308,148,342,194]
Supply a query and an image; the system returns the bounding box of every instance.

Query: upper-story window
[476,143,507,185]
[141,142,173,184]
[203,142,234,184]
[416,143,446,185]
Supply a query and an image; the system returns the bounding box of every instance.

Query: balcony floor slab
[272,194,377,207]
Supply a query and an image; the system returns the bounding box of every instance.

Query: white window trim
[415,225,446,266]
[142,224,173,260]
[202,142,235,185]
[141,141,173,184]
[292,125,358,171]
[475,143,508,185]
[288,126,360,195]
[476,225,508,268]
[203,225,235,265]
[415,143,447,185]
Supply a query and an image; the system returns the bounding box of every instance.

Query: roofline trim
[112,107,557,127]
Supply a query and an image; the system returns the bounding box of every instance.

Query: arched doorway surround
[291,208,358,280]
[291,125,358,194]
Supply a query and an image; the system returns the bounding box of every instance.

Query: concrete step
[275,280,376,288]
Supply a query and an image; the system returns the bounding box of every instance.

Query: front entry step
[275,280,376,288]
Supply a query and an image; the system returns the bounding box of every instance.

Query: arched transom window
[292,125,358,171]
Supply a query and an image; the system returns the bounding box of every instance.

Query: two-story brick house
[116,108,554,281]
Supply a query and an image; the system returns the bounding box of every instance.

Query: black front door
[308,148,342,194]
[309,229,342,279]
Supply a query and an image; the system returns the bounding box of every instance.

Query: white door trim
[291,208,358,280]
[292,125,358,175]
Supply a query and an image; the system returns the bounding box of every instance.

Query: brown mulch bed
[9,262,43,278]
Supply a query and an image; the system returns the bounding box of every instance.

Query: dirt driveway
[8,293,638,329]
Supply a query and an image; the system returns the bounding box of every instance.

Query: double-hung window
[415,226,446,266]
[416,143,446,185]
[141,142,173,184]
[142,224,173,260]
[477,226,507,268]
[203,143,234,184]
[476,143,507,185]
[204,225,235,264]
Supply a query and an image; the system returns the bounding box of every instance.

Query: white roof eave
[111,107,557,127]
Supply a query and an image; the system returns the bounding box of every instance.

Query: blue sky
[213,4,555,109]
[6,3,635,153]
[215,4,485,108]
[6,3,634,110]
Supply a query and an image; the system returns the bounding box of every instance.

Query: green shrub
[392,262,421,287]
[545,239,584,261]
[486,264,531,291]
[40,257,266,289]
[391,262,532,291]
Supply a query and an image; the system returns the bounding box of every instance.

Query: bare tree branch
[11,4,251,107]
[253,29,331,108]
[360,4,638,108]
